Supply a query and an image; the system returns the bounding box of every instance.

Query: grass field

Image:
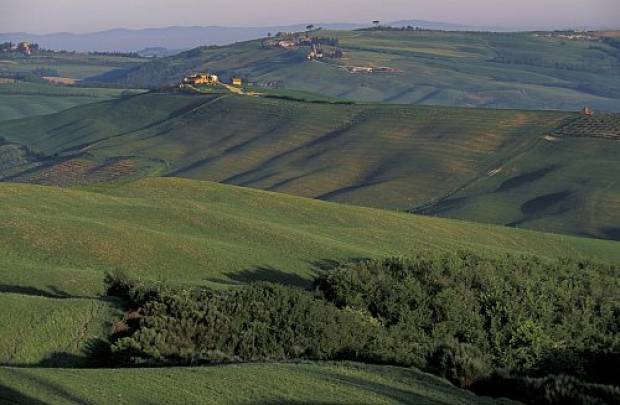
[1,91,618,239]
[416,134,620,240]
[0,177,616,403]
[95,30,620,111]
[1,177,619,298]
[0,294,118,367]
[0,362,513,404]
[0,81,131,121]
[0,51,145,81]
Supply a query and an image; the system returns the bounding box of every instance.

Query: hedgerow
[102,251,620,404]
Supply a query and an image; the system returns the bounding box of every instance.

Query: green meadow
[0,81,130,121]
[0,177,617,403]
[0,29,619,404]
[1,92,618,239]
[97,30,620,111]
[0,362,512,404]
[3,177,619,296]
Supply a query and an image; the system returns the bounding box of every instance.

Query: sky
[1,0,619,34]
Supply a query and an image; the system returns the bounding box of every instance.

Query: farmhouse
[307,44,324,61]
[182,73,219,85]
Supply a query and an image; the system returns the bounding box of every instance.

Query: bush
[102,251,620,403]
[108,282,381,366]
[314,253,619,375]
[426,341,491,388]
[472,374,620,405]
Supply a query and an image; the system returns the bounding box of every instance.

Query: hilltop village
[0,41,37,55]
[262,32,343,60]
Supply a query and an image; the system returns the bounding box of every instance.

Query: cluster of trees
[357,26,433,32]
[88,51,141,58]
[102,251,620,404]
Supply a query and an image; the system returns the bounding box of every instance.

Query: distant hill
[0,21,500,53]
[1,91,619,240]
[90,30,620,112]
[0,24,364,53]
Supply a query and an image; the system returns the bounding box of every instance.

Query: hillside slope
[1,92,618,239]
[0,362,511,404]
[0,81,129,121]
[1,177,619,299]
[0,178,614,403]
[93,30,620,111]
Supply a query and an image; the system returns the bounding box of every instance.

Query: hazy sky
[2,0,619,34]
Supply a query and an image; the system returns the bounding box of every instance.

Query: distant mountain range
[0,21,507,53]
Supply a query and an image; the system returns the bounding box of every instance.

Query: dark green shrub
[109,283,381,366]
[473,374,620,405]
[103,251,620,404]
[426,341,491,388]
[314,253,619,375]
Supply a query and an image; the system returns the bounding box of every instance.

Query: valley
[1,21,620,405]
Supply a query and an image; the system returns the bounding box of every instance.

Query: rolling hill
[92,30,620,111]
[0,362,512,404]
[1,91,618,240]
[0,177,617,403]
[3,177,619,297]
[0,51,145,81]
[1,177,619,359]
[0,81,130,121]
[0,21,501,53]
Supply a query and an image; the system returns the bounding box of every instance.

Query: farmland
[0,177,618,403]
[1,25,619,405]
[0,92,618,239]
[96,30,620,111]
[0,362,508,404]
[0,51,145,81]
[0,51,145,121]
[0,81,130,121]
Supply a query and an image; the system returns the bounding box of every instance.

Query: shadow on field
[207,258,365,289]
[2,338,113,370]
[0,384,48,405]
[601,227,620,241]
[0,284,87,299]
[291,366,452,404]
[251,399,374,405]
[209,266,313,289]
[1,352,90,370]
[3,368,90,405]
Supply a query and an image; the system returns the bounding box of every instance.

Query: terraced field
[552,112,620,140]
[96,30,620,111]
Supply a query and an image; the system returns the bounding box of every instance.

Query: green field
[0,81,131,121]
[0,51,144,81]
[0,51,145,121]
[0,362,513,404]
[4,177,619,297]
[1,91,618,239]
[0,177,617,403]
[95,30,620,111]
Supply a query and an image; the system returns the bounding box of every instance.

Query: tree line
[99,251,620,404]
